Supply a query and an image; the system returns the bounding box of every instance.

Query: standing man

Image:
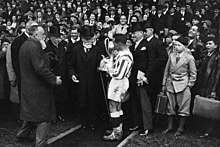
[11,21,38,98]
[16,25,62,147]
[129,22,153,136]
[143,23,168,113]
[69,25,102,130]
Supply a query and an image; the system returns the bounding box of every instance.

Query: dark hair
[114,34,127,45]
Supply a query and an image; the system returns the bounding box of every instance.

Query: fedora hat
[80,25,95,39]
[49,26,60,37]
[131,22,143,33]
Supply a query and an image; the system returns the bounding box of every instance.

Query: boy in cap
[162,36,197,136]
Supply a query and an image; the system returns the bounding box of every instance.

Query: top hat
[49,26,60,37]
[143,20,153,29]
[131,22,143,33]
[80,25,95,39]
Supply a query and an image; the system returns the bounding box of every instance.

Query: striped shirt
[109,50,133,80]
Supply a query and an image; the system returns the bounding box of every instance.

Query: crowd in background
[0,0,219,145]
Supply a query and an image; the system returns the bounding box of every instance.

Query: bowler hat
[131,22,143,33]
[80,25,95,39]
[49,26,60,37]
[143,20,153,29]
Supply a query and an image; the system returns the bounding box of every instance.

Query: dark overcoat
[69,42,102,107]
[19,38,56,122]
[197,49,220,98]
[11,33,28,96]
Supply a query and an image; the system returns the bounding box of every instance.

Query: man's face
[90,14,96,21]
[132,31,143,42]
[120,16,127,25]
[70,29,79,39]
[144,28,153,38]
[35,27,46,41]
[188,26,198,38]
[206,41,217,52]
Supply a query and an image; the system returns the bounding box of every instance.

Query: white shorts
[108,78,129,102]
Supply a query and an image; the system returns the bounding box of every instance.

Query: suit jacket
[163,51,197,93]
[187,38,205,68]
[130,39,149,85]
[19,38,56,122]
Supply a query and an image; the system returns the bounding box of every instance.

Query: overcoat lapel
[134,40,145,56]
[79,44,87,61]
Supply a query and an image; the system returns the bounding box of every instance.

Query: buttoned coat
[69,42,102,107]
[19,38,56,122]
[163,51,197,93]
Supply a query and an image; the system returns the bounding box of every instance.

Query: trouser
[17,121,51,147]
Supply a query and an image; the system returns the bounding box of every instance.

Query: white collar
[71,37,80,43]
[147,35,154,42]
[135,37,143,48]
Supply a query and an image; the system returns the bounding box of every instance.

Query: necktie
[176,54,180,63]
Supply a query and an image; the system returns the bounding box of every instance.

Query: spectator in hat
[187,25,205,68]
[35,11,46,26]
[129,22,153,136]
[162,36,197,137]
[173,4,192,35]
[69,25,102,130]
[45,26,68,122]
[44,5,54,21]
[196,36,220,138]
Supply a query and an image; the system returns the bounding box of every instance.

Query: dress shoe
[129,126,139,131]
[139,130,149,136]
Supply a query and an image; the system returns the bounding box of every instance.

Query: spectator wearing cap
[173,4,192,35]
[201,20,217,41]
[211,7,219,32]
[152,5,168,37]
[44,5,54,21]
[69,25,102,130]
[129,22,153,136]
[143,21,168,115]
[162,36,197,137]
[196,36,220,138]
[45,26,68,122]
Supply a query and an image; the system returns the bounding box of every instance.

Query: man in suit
[162,36,197,136]
[187,25,205,68]
[129,22,153,136]
[69,25,102,130]
[45,26,68,122]
[11,21,38,98]
[143,23,168,114]
[17,25,62,147]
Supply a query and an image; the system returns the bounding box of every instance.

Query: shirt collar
[135,37,143,48]
[147,35,154,42]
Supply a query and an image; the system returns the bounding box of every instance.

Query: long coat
[69,42,102,107]
[11,33,28,96]
[196,49,220,98]
[145,37,168,108]
[19,38,57,122]
[129,39,153,130]
[0,49,10,100]
[162,51,197,93]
